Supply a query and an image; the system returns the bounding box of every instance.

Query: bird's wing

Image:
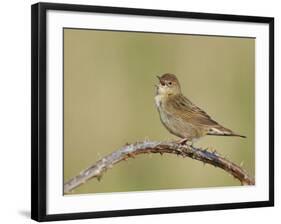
[166,94,219,127]
[166,94,245,137]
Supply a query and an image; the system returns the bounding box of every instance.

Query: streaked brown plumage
[155,73,245,142]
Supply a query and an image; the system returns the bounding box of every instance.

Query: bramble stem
[64,141,254,194]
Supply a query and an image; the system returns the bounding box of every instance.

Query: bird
[154,73,246,144]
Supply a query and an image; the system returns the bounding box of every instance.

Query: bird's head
[156,73,181,96]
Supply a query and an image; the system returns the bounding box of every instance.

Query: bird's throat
[155,94,163,108]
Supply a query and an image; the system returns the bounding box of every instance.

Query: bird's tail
[207,125,246,138]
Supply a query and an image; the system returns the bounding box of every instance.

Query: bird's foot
[176,138,190,145]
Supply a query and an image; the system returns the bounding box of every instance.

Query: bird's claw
[176,138,190,145]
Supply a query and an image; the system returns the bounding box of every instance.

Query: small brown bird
[155,73,245,144]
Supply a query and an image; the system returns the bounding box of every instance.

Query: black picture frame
[31,2,274,222]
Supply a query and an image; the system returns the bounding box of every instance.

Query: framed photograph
[31,2,274,222]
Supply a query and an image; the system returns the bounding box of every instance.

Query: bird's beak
[156,76,165,85]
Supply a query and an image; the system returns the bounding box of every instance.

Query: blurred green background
[63,28,255,195]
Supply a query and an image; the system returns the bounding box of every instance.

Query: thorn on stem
[97,175,103,182]
[127,153,135,158]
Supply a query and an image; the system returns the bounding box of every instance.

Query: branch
[64,141,255,194]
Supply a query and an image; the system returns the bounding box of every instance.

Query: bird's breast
[154,94,171,125]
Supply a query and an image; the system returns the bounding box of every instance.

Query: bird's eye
[168,82,172,86]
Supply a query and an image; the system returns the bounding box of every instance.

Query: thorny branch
[64,141,255,194]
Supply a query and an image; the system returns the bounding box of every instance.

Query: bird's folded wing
[167,94,219,127]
